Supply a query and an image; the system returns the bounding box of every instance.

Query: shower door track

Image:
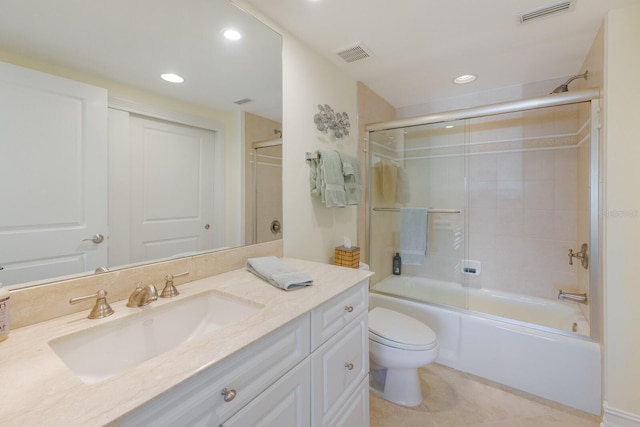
[365,88,599,131]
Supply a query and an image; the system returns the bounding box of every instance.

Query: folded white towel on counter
[246,256,313,290]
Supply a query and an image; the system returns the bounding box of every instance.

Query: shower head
[550,71,589,94]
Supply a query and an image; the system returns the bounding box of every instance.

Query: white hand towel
[400,208,429,265]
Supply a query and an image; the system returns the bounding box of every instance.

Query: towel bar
[305,152,319,160]
[372,207,461,214]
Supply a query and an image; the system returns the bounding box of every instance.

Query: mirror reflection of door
[128,116,223,263]
[252,142,283,244]
[0,62,108,286]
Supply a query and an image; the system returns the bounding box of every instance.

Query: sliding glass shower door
[368,119,469,309]
[367,98,599,338]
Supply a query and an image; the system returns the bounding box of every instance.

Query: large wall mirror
[0,0,283,289]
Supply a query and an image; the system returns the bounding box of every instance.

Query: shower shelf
[372,207,461,214]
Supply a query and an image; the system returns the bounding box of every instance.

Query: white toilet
[368,307,439,407]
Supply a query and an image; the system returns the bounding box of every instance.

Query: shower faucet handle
[568,243,589,269]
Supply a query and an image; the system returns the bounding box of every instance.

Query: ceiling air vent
[336,42,373,63]
[233,98,253,105]
[520,1,574,24]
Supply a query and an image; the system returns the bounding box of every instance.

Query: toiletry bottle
[0,282,9,342]
[393,253,402,275]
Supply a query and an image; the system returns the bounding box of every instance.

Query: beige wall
[280,37,358,262]
[234,1,360,265]
[602,3,640,423]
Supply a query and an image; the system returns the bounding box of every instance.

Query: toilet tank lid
[369,307,437,346]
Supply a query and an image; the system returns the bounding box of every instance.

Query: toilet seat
[369,307,437,351]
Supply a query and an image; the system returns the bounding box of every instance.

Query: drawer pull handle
[221,388,237,402]
[345,305,354,312]
[345,362,354,370]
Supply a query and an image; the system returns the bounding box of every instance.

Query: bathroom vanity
[0,258,372,426]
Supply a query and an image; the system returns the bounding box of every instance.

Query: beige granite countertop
[0,258,373,426]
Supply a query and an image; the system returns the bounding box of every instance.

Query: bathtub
[369,275,601,414]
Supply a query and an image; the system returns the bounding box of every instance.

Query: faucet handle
[70,289,114,319]
[160,272,190,298]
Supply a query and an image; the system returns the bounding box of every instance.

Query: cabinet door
[311,311,368,427]
[113,315,310,426]
[223,358,311,427]
[325,377,369,427]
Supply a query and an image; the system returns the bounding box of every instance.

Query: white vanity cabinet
[222,358,311,427]
[310,279,368,349]
[112,315,311,426]
[112,280,369,427]
[310,281,369,427]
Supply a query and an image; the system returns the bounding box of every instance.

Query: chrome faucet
[558,290,588,304]
[126,283,159,307]
[568,243,589,269]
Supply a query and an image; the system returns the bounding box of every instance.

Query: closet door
[129,116,220,262]
[0,61,108,286]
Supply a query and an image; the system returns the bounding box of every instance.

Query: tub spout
[558,290,588,304]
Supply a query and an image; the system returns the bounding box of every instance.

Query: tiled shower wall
[369,104,592,301]
[466,148,579,298]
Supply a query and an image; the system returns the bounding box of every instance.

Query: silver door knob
[83,234,104,244]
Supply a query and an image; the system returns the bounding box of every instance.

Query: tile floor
[370,363,601,427]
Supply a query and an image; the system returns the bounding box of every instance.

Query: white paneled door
[0,62,108,286]
[129,116,220,263]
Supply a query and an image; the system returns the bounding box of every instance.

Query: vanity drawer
[222,358,311,427]
[310,280,368,350]
[311,311,368,427]
[113,314,311,427]
[324,376,369,427]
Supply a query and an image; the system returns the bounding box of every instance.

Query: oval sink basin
[48,290,263,384]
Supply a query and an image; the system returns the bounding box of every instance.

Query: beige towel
[375,159,398,203]
[396,166,410,204]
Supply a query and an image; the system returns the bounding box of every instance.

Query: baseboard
[601,402,640,427]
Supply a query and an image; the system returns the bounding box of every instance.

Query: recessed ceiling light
[223,28,242,41]
[445,125,454,129]
[161,73,184,83]
[453,74,477,84]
